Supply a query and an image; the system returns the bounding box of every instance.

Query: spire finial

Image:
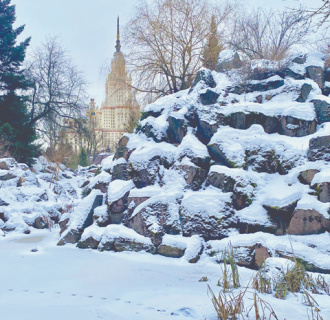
[115,16,121,52]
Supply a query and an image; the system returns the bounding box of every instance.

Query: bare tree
[123,107,141,133]
[81,115,105,159]
[26,36,88,147]
[124,0,232,98]
[307,0,329,28]
[229,8,311,60]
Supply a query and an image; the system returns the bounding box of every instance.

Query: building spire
[115,16,121,52]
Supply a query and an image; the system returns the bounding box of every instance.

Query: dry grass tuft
[217,243,240,291]
[247,293,279,320]
[208,284,246,320]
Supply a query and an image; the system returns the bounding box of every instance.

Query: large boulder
[205,166,255,210]
[196,107,228,144]
[77,225,103,249]
[175,161,208,191]
[288,209,330,235]
[174,132,211,169]
[280,116,316,137]
[93,205,111,227]
[33,216,49,229]
[129,157,163,188]
[0,158,17,170]
[216,50,243,71]
[311,172,330,203]
[296,83,312,102]
[245,147,279,174]
[180,190,234,240]
[112,159,130,181]
[113,135,130,160]
[298,169,320,185]
[107,180,135,223]
[228,111,280,134]
[308,135,330,162]
[229,76,284,94]
[312,99,330,124]
[157,236,186,258]
[263,201,298,235]
[166,114,188,144]
[306,66,324,89]
[57,190,103,245]
[140,119,168,143]
[98,225,156,253]
[317,182,330,203]
[128,142,175,188]
[189,68,216,93]
[129,195,182,246]
[200,89,220,105]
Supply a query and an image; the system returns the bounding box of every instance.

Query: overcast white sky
[11,0,324,107]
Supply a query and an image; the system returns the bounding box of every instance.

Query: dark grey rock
[205,171,236,192]
[292,54,306,64]
[312,99,330,124]
[325,68,330,82]
[167,115,188,144]
[280,116,316,137]
[296,83,312,102]
[229,77,284,94]
[189,69,216,93]
[245,148,279,174]
[308,135,330,161]
[176,164,208,191]
[112,162,130,180]
[196,113,228,144]
[57,194,103,245]
[228,112,280,134]
[306,66,324,89]
[180,199,234,241]
[129,200,181,247]
[140,109,163,121]
[140,122,167,143]
[129,157,164,188]
[200,89,220,105]
[208,143,241,168]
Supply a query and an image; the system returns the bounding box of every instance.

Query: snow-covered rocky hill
[1,51,330,274]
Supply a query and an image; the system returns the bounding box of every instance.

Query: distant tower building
[90,16,139,152]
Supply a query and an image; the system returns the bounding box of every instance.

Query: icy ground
[1,229,330,320]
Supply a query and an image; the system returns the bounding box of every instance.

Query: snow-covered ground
[1,229,330,320]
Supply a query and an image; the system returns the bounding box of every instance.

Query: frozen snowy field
[1,229,330,320]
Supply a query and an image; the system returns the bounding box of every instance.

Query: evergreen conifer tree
[0,0,39,164]
[78,147,89,167]
[202,15,223,70]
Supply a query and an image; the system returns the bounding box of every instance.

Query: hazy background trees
[229,8,311,61]
[124,0,232,100]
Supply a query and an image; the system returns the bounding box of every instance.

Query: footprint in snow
[171,307,196,317]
